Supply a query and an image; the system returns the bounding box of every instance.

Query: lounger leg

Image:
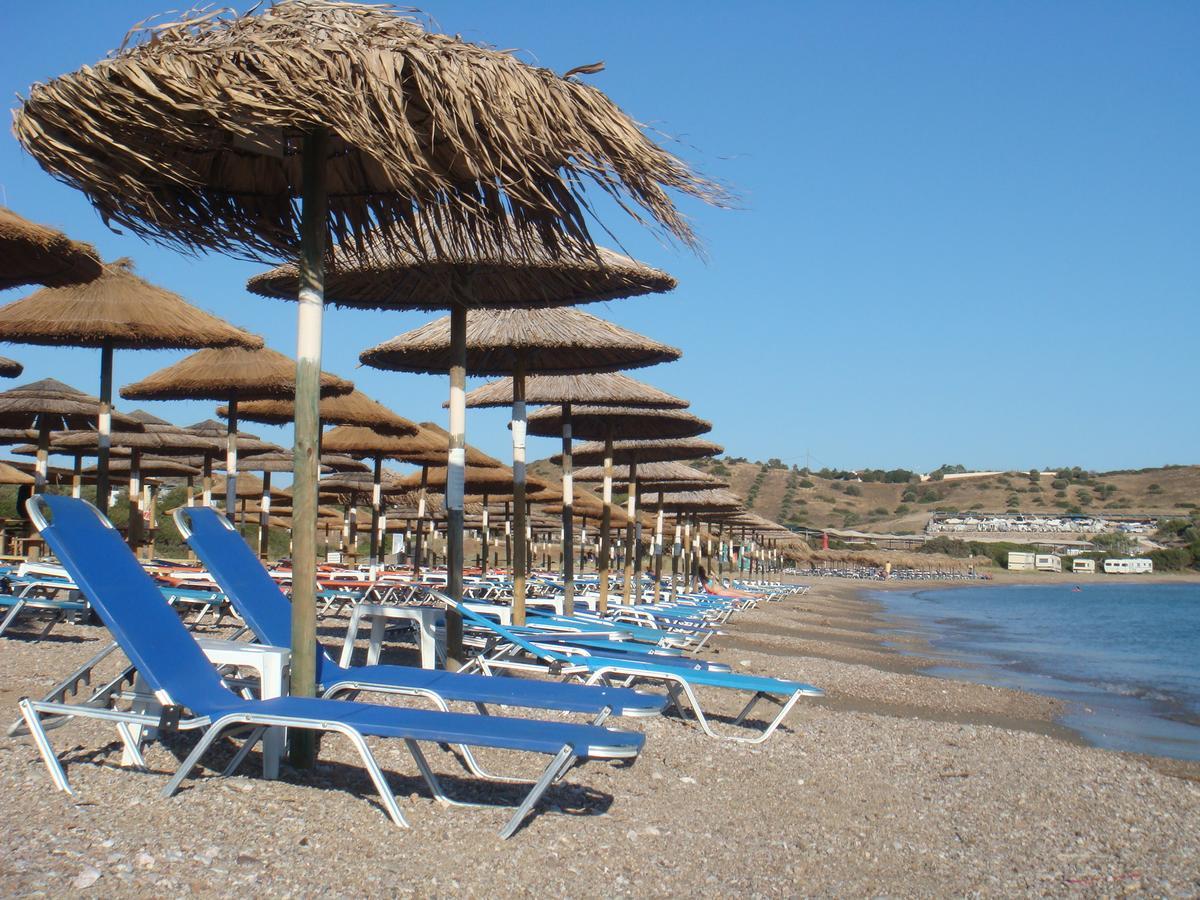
[0,598,27,637]
[222,726,268,776]
[116,722,148,771]
[161,721,235,798]
[339,605,365,667]
[499,745,576,840]
[338,728,408,828]
[18,699,73,795]
[732,691,766,726]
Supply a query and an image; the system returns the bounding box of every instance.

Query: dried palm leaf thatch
[181,420,285,456]
[398,465,552,497]
[0,357,25,379]
[207,472,271,501]
[85,456,201,478]
[0,378,142,431]
[120,346,353,402]
[218,389,417,436]
[556,436,724,467]
[640,488,742,513]
[462,372,686,409]
[14,1,727,263]
[573,460,726,492]
[0,206,102,290]
[416,421,505,469]
[50,409,216,456]
[0,258,261,350]
[527,404,709,441]
[319,469,410,498]
[237,450,368,474]
[0,460,36,486]
[320,424,444,462]
[0,427,38,445]
[249,238,676,311]
[361,307,680,376]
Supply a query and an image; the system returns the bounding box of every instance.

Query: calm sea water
[869,583,1200,761]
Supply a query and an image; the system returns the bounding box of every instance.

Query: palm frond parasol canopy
[555,437,724,467]
[0,357,24,379]
[462,372,687,409]
[249,239,676,311]
[360,307,680,376]
[121,346,352,402]
[13,2,722,262]
[0,206,102,290]
[219,389,417,437]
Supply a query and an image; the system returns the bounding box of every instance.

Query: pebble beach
[2,581,1197,896]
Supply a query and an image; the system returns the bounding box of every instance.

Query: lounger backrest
[175,507,336,680]
[28,495,233,713]
[426,588,572,664]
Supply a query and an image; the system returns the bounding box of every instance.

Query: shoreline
[752,577,1200,782]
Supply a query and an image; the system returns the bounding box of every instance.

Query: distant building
[1103,558,1153,574]
[1007,551,1036,571]
[1072,558,1096,574]
[1035,554,1062,573]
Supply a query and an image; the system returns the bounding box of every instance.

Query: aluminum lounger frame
[173,506,662,784]
[20,495,643,839]
[440,588,823,744]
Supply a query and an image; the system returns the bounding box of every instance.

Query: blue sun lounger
[19,496,644,838]
[443,588,824,744]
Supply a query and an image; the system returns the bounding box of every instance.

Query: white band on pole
[446,446,465,511]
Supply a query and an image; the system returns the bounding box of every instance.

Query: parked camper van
[1072,558,1096,574]
[1103,558,1154,574]
[1035,554,1062,573]
[1007,551,1036,571]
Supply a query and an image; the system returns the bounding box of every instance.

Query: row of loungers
[12,495,821,838]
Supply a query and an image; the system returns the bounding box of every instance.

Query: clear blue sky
[2,2,1197,476]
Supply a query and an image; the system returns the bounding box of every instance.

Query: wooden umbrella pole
[202,455,213,506]
[444,301,467,669]
[186,476,195,508]
[682,514,693,592]
[348,491,359,558]
[288,126,328,768]
[480,493,490,575]
[412,466,427,575]
[70,456,82,499]
[560,402,574,615]
[579,515,587,572]
[34,417,49,495]
[504,501,511,566]
[597,426,614,614]
[621,454,638,605]
[652,498,664,604]
[127,449,142,552]
[511,352,527,626]
[258,471,272,559]
[716,521,725,579]
[369,454,382,576]
[669,514,680,602]
[224,395,239,522]
[96,338,113,517]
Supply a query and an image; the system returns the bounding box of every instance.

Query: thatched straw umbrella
[217,389,419,569]
[121,346,352,520]
[464,371,687,613]
[0,358,24,379]
[363,307,678,623]
[559,436,725,467]
[52,410,216,551]
[0,378,141,496]
[0,258,262,517]
[318,469,414,563]
[15,1,722,752]
[642,489,743,598]
[528,405,711,609]
[0,206,102,291]
[236,449,368,559]
[179,420,284,509]
[574,460,728,600]
[320,424,441,572]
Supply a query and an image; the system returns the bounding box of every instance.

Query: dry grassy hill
[686,459,1200,534]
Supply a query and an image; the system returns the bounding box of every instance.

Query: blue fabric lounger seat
[175,507,666,725]
[19,496,643,838]
[450,588,824,744]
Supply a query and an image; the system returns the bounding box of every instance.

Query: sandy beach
[2,582,1198,896]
